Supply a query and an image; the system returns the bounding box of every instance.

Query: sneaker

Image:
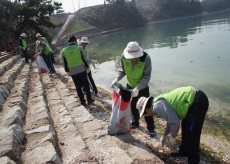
[49,70,56,74]
[81,102,87,106]
[170,151,188,157]
[130,123,139,129]
[148,130,156,137]
[88,99,95,105]
[95,92,103,98]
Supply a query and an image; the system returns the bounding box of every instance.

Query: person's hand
[131,87,139,97]
[111,78,118,88]
[160,135,167,146]
[169,136,176,146]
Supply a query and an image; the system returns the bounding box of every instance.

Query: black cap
[68,35,76,43]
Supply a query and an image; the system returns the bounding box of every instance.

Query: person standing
[80,36,102,98]
[136,86,209,164]
[35,33,55,64]
[61,35,94,106]
[19,33,29,63]
[111,41,155,137]
[37,40,56,74]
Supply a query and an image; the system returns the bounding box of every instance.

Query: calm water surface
[88,10,230,139]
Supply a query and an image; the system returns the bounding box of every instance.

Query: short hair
[68,35,76,43]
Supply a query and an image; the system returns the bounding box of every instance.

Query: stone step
[0,52,14,64]
[41,73,86,163]
[50,67,163,163]
[22,63,61,163]
[0,55,20,76]
[0,61,31,162]
[0,58,25,105]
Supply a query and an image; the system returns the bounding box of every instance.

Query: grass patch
[63,19,90,36]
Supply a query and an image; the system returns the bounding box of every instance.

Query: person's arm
[40,42,46,54]
[19,38,23,49]
[61,50,69,73]
[79,46,89,68]
[136,54,152,90]
[153,99,180,138]
[117,55,126,81]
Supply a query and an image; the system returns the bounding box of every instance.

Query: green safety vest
[123,53,147,88]
[38,42,52,55]
[21,38,27,49]
[63,45,84,68]
[154,86,195,119]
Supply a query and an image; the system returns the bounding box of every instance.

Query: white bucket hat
[136,96,152,117]
[123,41,143,59]
[20,33,27,37]
[36,33,42,37]
[80,37,90,43]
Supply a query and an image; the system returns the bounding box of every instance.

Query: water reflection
[88,10,230,140]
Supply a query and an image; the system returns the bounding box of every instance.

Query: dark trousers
[179,90,209,164]
[42,52,55,72]
[127,85,155,132]
[71,71,93,104]
[87,71,98,94]
[21,49,29,63]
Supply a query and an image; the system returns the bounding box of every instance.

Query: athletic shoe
[88,99,95,105]
[148,130,156,137]
[170,151,188,157]
[95,92,103,98]
[130,123,139,129]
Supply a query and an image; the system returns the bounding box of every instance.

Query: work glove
[169,136,176,146]
[111,78,118,88]
[160,135,167,146]
[131,87,139,97]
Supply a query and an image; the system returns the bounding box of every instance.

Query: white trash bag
[107,83,132,135]
[36,54,49,73]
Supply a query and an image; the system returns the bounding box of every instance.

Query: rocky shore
[0,52,230,164]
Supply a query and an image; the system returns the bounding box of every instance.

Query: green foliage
[155,0,202,20]
[0,0,18,50]
[16,0,62,37]
[83,1,145,30]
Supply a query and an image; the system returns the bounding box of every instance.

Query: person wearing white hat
[35,33,56,64]
[136,86,209,164]
[111,41,155,137]
[37,40,56,74]
[19,33,29,63]
[79,36,102,98]
[35,33,49,53]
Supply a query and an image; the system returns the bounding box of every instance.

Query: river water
[87,10,230,139]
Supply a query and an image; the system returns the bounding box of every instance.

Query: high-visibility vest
[63,44,84,68]
[123,53,147,88]
[154,86,195,119]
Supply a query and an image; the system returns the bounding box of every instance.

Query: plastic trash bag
[107,83,132,135]
[35,54,49,73]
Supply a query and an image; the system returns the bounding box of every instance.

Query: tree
[0,0,18,51]
[16,0,62,39]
